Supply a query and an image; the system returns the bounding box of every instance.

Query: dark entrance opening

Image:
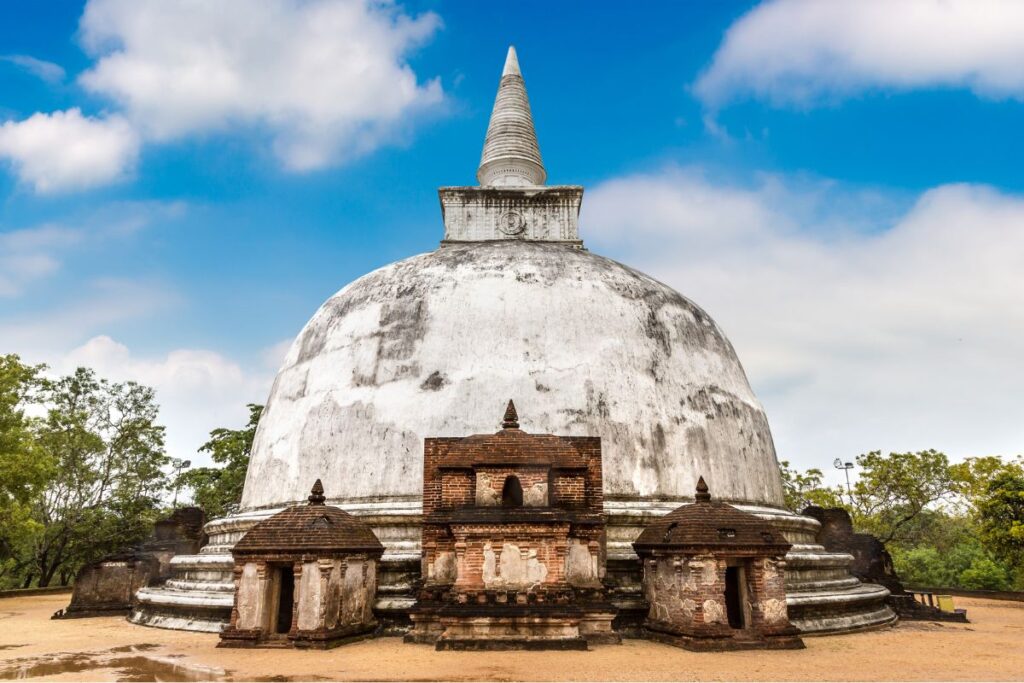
[724,566,745,629]
[275,566,295,634]
[502,475,523,507]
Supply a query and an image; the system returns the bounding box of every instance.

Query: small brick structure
[633,478,804,651]
[407,400,618,650]
[219,480,384,649]
[56,507,206,619]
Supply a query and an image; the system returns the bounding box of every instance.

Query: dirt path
[1,594,1022,681]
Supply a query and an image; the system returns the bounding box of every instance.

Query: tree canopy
[781,450,1024,591]
[177,404,262,519]
[0,354,263,590]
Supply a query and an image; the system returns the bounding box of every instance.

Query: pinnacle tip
[502,45,521,77]
[695,476,711,502]
[502,399,520,429]
[308,478,326,505]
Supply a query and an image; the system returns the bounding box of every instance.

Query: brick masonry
[409,401,617,649]
[632,479,804,651]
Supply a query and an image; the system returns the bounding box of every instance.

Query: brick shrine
[632,477,804,651]
[407,400,619,650]
[218,480,384,649]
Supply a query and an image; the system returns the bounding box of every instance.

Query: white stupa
[132,47,894,635]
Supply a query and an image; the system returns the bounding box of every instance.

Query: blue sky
[1,0,1022,481]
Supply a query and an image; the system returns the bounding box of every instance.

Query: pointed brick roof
[633,478,791,552]
[233,481,384,556]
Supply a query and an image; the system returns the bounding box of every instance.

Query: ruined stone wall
[747,557,790,627]
[64,557,159,616]
[449,524,570,588]
[642,551,792,639]
[642,554,727,630]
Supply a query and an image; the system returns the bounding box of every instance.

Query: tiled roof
[233,480,384,556]
[633,477,791,552]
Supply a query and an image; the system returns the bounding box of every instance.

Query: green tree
[178,404,262,519]
[974,469,1024,586]
[0,355,51,586]
[959,556,1010,590]
[848,449,958,545]
[779,460,842,512]
[30,368,168,586]
[950,455,1024,512]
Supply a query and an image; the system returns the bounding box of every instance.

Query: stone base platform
[418,605,595,651]
[132,500,896,637]
[643,623,805,652]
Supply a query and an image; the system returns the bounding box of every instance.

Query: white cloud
[0,108,139,193]
[61,336,273,465]
[0,225,83,297]
[584,169,1024,473]
[695,0,1024,107]
[1,55,66,83]
[78,0,443,171]
[260,338,295,372]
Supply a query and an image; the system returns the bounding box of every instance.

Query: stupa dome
[132,47,894,637]
[241,240,784,512]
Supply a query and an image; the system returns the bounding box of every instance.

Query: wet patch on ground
[0,645,229,681]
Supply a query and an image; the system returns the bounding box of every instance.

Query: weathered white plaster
[524,481,548,507]
[477,46,545,188]
[242,242,785,513]
[440,186,582,243]
[703,598,726,625]
[235,563,261,630]
[430,551,457,583]
[343,560,367,624]
[475,473,501,507]
[296,561,321,630]
[482,542,548,588]
[762,597,788,624]
[565,539,597,584]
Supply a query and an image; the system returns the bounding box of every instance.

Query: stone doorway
[724,565,746,629]
[274,566,295,635]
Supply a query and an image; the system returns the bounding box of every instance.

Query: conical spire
[502,399,520,429]
[477,46,546,187]
[695,476,711,503]
[308,479,326,505]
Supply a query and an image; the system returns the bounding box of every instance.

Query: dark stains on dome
[420,371,449,392]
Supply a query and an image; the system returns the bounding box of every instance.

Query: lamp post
[171,459,192,507]
[833,458,854,499]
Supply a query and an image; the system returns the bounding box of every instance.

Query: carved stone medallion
[497,210,527,236]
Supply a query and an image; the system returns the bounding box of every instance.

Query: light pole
[833,458,854,498]
[171,459,192,507]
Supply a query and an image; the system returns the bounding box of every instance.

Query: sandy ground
[0,594,1022,681]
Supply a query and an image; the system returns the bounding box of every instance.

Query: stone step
[790,604,898,635]
[163,579,234,593]
[170,554,234,571]
[783,550,854,569]
[787,582,890,607]
[786,576,862,592]
[135,586,234,609]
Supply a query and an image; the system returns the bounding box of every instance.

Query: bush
[959,557,1010,590]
